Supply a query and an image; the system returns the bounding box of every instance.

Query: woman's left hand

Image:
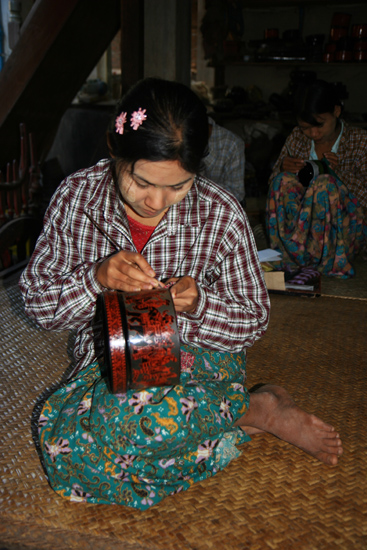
[323,152,339,170]
[165,276,199,313]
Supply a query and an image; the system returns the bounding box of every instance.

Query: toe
[323,436,342,448]
[317,451,339,466]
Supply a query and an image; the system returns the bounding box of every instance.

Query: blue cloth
[38,345,251,509]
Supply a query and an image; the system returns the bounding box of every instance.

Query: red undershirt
[127,215,157,253]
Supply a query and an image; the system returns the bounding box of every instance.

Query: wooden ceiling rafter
[0,0,122,169]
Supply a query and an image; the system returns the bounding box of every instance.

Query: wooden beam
[0,0,121,168]
[0,0,80,127]
[120,0,145,94]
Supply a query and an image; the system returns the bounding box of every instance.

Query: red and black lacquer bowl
[94,288,181,394]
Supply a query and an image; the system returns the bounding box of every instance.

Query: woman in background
[266,79,367,278]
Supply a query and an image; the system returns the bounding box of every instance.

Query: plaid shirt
[203,117,245,202]
[270,122,367,213]
[19,159,269,374]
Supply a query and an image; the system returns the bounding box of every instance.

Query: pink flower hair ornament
[115,108,147,135]
[115,112,127,135]
[130,108,147,130]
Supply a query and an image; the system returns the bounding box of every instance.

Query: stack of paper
[258,248,283,263]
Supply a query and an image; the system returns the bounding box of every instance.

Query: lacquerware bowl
[96,288,181,394]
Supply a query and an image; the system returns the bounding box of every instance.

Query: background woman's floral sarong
[38,345,250,509]
[266,172,366,278]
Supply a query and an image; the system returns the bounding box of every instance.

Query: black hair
[294,79,344,127]
[107,77,209,174]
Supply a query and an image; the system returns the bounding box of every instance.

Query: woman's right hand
[282,156,305,173]
[96,251,162,292]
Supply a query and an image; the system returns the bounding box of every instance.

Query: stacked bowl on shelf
[324,13,367,62]
[352,24,367,62]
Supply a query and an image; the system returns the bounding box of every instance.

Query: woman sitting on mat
[19,78,343,510]
[266,79,367,278]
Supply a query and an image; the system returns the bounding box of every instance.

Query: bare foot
[236,384,343,465]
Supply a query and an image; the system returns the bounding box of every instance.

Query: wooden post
[144,0,191,86]
[120,0,145,94]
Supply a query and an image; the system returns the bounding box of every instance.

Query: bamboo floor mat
[0,277,366,550]
[320,255,367,300]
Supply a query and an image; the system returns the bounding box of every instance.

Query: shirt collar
[309,119,345,160]
[156,178,202,236]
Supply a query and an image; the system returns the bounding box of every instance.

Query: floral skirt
[38,345,251,509]
[266,172,366,278]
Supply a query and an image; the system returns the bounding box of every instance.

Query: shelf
[239,0,366,7]
[210,61,367,68]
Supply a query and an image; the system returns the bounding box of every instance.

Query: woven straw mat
[0,278,366,550]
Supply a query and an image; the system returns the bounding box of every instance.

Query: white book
[258,248,283,263]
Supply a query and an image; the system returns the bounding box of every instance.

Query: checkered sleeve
[176,205,270,352]
[205,121,245,202]
[222,136,245,202]
[19,182,104,331]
